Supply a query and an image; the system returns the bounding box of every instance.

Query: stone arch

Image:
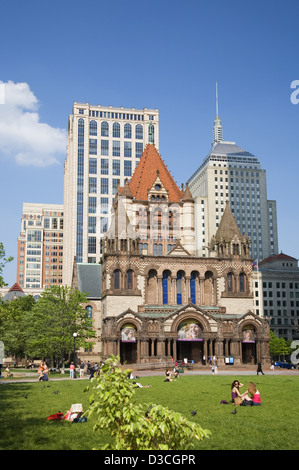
[238,319,261,340]
[118,318,140,365]
[146,268,158,304]
[171,310,211,336]
[118,318,141,336]
[238,320,260,365]
[203,270,216,305]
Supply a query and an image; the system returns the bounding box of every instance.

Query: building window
[227,273,233,292]
[89,177,97,193]
[112,160,120,176]
[177,271,183,305]
[89,120,97,136]
[88,237,96,254]
[124,160,132,177]
[89,139,97,155]
[88,217,96,234]
[136,142,143,158]
[162,271,170,305]
[113,122,120,138]
[101,197,109,214]
[239,273,245,292]
[113,140,120,157]
[89,158,97,174]
[101,158,109,175]
[190,271,197,304]
[100,217,108,233]
[114,269,121,289]
[27,230,42,242]
[88,196,97,214]
[124,141,132,157]
[148,123,154,143]
[124,123,131,139]
[101,140,109,156]
[101,121,109,137]
[85,305,92,319]
[127,270,133,290]
[112,179,119,195]
[101,178,109,194]
[135,124,143,139]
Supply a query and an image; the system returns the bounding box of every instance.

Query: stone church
[73,144,271,367]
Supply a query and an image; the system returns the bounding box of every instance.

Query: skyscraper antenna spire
[213,81,223,144]
[216,81,219,118]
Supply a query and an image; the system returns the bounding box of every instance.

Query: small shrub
[85,355,210,450]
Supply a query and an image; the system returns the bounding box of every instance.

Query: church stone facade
[97,145,271,366]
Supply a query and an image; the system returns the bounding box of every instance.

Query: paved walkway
[1,367,298,383]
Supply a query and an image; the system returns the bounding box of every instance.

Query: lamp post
[73,332,78,363]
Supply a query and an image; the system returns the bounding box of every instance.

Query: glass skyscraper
[187,114,278,261]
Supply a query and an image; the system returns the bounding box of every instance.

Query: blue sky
[1,0,298,286]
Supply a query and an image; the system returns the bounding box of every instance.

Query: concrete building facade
[259,253,299,341]
[17,203,64,289]
[63,102,159,286]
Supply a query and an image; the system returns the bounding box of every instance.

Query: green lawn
[0,374,298,450]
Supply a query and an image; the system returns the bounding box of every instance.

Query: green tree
[269,330,291,359]
[0,242,13,288]
[24,285,96,369]
[85,355,211,450]
[0,295,35,360]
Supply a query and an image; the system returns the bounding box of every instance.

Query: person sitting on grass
[231,380,247,405]
[4,366,13,378]
[164,369,173,382]
[242,382,261,406]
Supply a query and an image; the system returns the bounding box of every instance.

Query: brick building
[99,144,271,366]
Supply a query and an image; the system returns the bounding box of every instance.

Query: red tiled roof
[8,283,24,293]
[127,144,182,202]
[259,253,297,265]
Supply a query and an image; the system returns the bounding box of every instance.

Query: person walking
[79,361,85,378]
[70,362,75,379]
[257,362,265,375]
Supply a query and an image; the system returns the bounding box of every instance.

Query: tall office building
[187,109,278,261]
[259,253,299,341]
[63,102,159,286]
[17,203,64,289]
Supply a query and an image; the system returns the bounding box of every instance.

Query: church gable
[166,240,191,257]
[148,171,169,203]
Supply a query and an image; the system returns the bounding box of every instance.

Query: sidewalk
[1,367,298,383]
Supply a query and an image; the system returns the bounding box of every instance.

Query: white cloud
[0,81,66,167]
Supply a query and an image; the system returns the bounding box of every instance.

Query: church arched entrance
[120,342,137,364]
[177,341,203,363]
[241,325,256,364]
[120,323,137,364]
[176,319,204,363]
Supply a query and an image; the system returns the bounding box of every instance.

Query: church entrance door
[120,342,137,364]
[177,341,203,363]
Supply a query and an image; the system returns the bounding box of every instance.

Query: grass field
[0,373,298,450]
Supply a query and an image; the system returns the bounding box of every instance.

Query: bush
[85,355,210,450]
